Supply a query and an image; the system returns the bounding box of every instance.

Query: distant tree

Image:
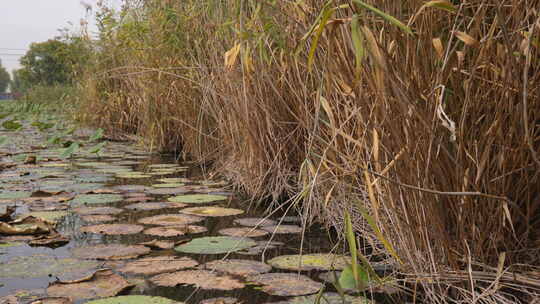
[17,37,90,87]
[0,60,10,93]
[9,69,27,93]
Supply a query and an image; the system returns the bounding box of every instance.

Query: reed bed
[78,0,540,302]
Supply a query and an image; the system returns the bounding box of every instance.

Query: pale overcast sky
[0,0,120,74]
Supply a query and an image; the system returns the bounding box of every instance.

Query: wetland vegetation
[1,0,540,303]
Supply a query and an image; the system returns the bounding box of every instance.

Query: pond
[0,118,388,304]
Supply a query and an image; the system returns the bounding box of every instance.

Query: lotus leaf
[80,224,144,235]
[81,214,116,223]
[247,273,323,296]
[144,225,207,237]
[268,254,349,271]
[174,236,256,254]
[70,194,124,206]
[138,214,203,226]
[202,259,271,276]
[150,270,244,290]
[47,269,132,301]
[179,206,244,217]
[0,254,99,279]
[272,292,374,304]
[152,183,185,188]
[218,227,268,238]
[86,295,181,304]
[233,217,276,227]
[71,244,150,260]
[118,256,198,275]
[261,224,303,234]
[167,194,228,204]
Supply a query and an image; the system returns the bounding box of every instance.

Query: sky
[0,0,120,74]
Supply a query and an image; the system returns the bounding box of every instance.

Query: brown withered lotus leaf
[125,202,186,211]
[143,225,207,237]
[247,273,323,296]
[80,224,144,235]
[138,214,203,226]
[29,233,69,248]
[73,206,123,215]
[118,256,199,275]
[199,298,239,304]
[150,270,244,290]
[47,269,133,301]
[179,207,244,217]
[81,215,116,223]
[202,259,271,277]
[261,224,303,234]
[71,244,150,260]
[233,217,276,227]
[140,240,175,250]
[124,196,152,203]
[0,216,55,235]
[218,227,268,238]
[28,201,69,212]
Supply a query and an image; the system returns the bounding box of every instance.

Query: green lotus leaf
[175,236,256,254]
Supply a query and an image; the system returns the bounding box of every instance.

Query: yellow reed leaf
[432,38,444,59]
[224,43,241,70]
[455,31,479,47]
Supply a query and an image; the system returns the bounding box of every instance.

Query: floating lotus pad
[70,194,124,206]
[144,225,207,237]
[237,241,284,256]
[73,206,123,215]
[29,297,72,304]
[199,298,238,304]
[116,173,151,179]
[147,188,189,196]
[47,269,132,301]
[272,293,374,304]
[0,254,99,279]
[71,244,150,260]
[118,256,199,275]
[158,178,190,183]
[167,194,228,204]
[125,202,186,211]
[80,224,144,235]
[140,240,175,250]
[0,191,32,200]
[150,270,244,290]
[202,259,272,277]
[261,224,303,234]
[148,164,181,168]
[233,217,277,227]
[113,185,150,192]
[268,254,349,271]
[75,175,114,183]
[175,236,256,254]
[21,211,68,222]
[138,214,203,226]
[86,295,182,304]
[151,183,185,188]
[218,227,268,238]
[179,207,244,217]
[81,215,116,223]
[248,273,323,296]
